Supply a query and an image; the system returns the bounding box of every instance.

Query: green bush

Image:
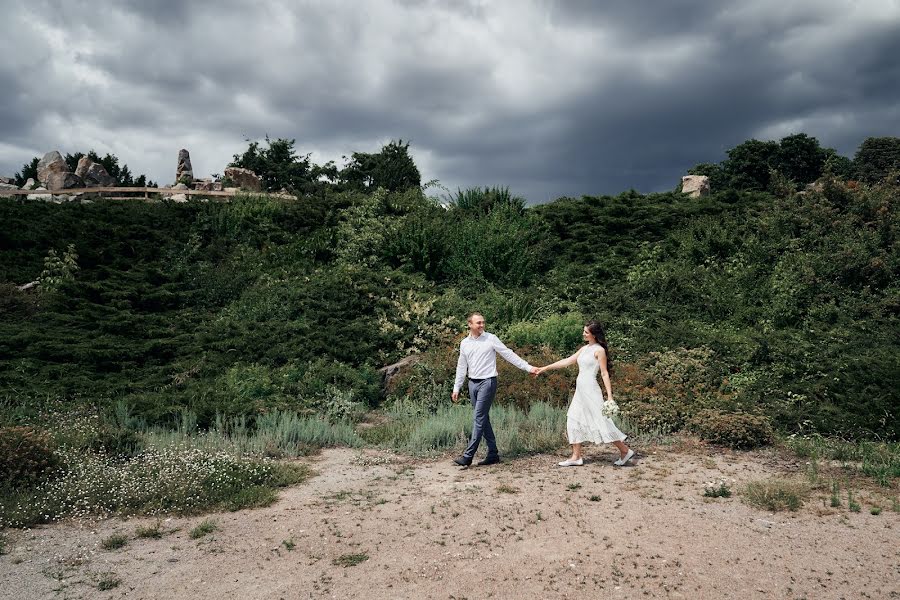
[504,313,585,352]
[688,409,774,449]
[0,426,58,486]
[619,398,683,434]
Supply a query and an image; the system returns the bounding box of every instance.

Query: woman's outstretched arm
[535,349,581,375]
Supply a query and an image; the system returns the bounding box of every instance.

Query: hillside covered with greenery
[1,131,897,445]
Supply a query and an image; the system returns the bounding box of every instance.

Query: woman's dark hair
[585,321,613,372]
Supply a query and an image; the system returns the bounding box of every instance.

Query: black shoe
[477,455,501,466]
[453,456,472,467]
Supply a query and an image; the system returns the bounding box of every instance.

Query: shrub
[619,398,683,434]
[688,409,773,449]
[0,426,58,486]
[504,313,585,352]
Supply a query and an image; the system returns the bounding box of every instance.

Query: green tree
[229,137,314,192]
[853,136,900,184]
[13,158,39,187]
[723,139,779,191]
[773,133,827,185]
[339,140,421,193]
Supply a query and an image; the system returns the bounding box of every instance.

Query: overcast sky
[2,0,898,203]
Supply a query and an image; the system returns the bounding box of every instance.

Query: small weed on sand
[101,533,128,551]
[333,552,368,567]
[135,521,163,539]
[95,572,121,590]
[189,519,217,539]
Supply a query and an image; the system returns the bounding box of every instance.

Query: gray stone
[74,156,93,179]
[224,166,262,192]
[37,151,68,185]
[681,175,711,198]
[27,186,48,200]
[0,176,12,184]
[0,182,18,190]
[83,162,116,187]
[176,149,193,185]
[45,172,84,191]
[172,182,189,190]
[24,178,36,189]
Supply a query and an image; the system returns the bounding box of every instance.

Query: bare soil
[1,443,897,599]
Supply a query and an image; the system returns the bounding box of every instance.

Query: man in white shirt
[451,313,537,466]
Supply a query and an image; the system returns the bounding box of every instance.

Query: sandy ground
[1,443,898,600]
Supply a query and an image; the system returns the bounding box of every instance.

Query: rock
[212,181,223,192]
[76,159,116,187]
[169,194,188,202]
[74,156,93,179]
[45,171,84,191]
[37,151,69,185]
[24,178,36,189]
[378,354,421,390]
[173,182,189,190]
[176,149,193,185]
[224,167,262,192]
[0,176,12,184]
[85,163,116,187]
[27,186,49,200]
[193,179,213,191]
[0,182,18,190]
[681,175,710,198]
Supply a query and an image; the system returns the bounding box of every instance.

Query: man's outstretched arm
[491,336,535,373]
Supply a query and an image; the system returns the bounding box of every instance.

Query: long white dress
[567,344,627,444]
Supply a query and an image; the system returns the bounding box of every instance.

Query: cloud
[0,0,898,201]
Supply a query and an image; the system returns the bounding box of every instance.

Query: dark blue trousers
[463,377,499,460]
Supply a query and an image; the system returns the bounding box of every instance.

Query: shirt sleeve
[453,343,468,393]
[492,335,533,372]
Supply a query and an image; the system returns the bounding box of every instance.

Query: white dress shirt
[453,332,533,393]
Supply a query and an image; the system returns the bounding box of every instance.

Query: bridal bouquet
[601,399,619,417]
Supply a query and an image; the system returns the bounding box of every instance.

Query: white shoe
[558,458,583,467]
[613,449,635,466]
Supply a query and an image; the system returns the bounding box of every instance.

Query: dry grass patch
[742,478,810,512]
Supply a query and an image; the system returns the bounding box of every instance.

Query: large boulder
[681,175,710,198]
[45,171,84,191]
[0,176,12,184]
[84,162,116,187]
[0,182,18,190]
[224,167,262,192]
[74,157,115,186]
[36,151,68,185]
[176,149,193,184]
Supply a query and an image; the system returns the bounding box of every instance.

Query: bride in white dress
[535,321,634,467]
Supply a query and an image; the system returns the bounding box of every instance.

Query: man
[451,313,538,467]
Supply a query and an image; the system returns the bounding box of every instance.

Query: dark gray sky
[2,0,898,203]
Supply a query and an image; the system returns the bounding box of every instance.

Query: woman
[535,321,634,467]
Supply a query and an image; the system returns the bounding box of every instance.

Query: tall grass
[785,434,900,487]
[140,410,363,457]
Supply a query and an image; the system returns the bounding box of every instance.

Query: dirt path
[1,444,897,599]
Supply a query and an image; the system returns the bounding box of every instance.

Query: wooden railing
[0,187,241,200]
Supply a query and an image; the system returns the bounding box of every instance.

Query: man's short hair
[467,312,484,323]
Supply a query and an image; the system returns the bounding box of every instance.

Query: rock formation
[223,167,262,192]
[75,157,116,187]
[45,171,84,191]
[176,149,193,184]
[681,175,711,198]
[36,151,69,185]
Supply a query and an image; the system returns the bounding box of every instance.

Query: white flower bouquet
[601,399,619,417]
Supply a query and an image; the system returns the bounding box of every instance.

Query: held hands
[451,391,460,403]
[530,366,546,378]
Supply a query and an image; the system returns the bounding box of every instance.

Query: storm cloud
[1,0,898,202]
